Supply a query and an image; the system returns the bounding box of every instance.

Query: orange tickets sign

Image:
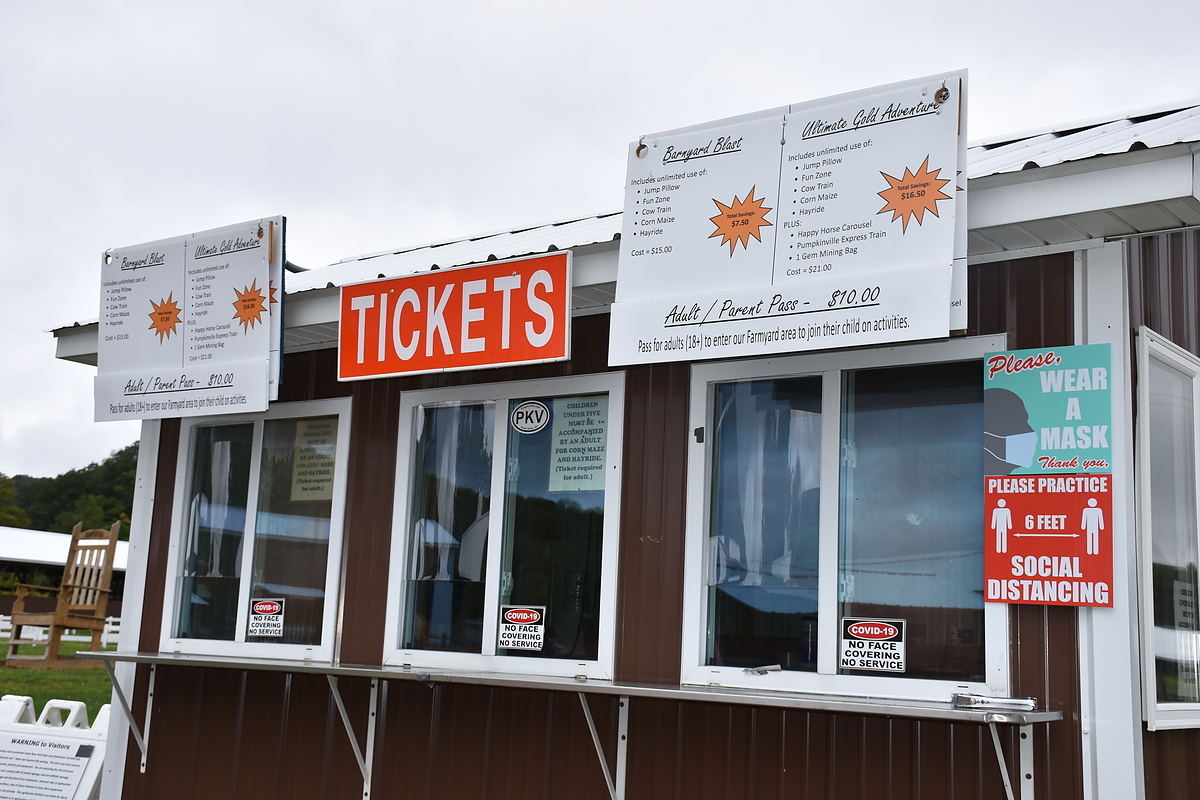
[338,253,571,380]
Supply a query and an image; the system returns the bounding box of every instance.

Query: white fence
[0,615,120,648]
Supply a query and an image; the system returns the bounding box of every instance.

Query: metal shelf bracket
[579,693,629,800]
[989,721,1037,800]
[327,675,380,800]
[102,660,155,773]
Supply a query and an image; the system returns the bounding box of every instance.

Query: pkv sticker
[840,618,905,672]
[498,605,545,650]
[511,400,550,434]
[248,598,285,637]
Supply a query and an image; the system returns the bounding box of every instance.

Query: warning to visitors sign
[983,345,1113,607]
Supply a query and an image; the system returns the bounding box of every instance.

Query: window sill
[80,651,1061,726]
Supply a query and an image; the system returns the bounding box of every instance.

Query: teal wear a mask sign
[983,344,1114,607]
[984,344,1112,475]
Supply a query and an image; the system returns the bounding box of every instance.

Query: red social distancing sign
[984,474,1113,607]
[338,253,571,380]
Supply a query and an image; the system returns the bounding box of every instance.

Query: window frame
[159,397,353,662]
[1137,326,1200,730]
[381,372,625,680]
[681,335,1011,701]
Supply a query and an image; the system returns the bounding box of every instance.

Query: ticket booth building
[50,98,1200,800]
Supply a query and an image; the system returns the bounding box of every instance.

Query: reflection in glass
[177,424,253,640]
[403,403,494,652]
[246,416,339,645]
[499,394,607,660]
[706,378,821,672]
[839,362,985,681]
[1148,357,1200,702]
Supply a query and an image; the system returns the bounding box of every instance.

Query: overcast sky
[2,1,1197,478]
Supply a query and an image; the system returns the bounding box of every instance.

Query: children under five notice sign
[609,71,968,367]
[498,606,545,650]
[291,417,339,502]
[840,618,906,672]
[549,396,607,492]
[95,217,285,421]
[984,345,1114,607]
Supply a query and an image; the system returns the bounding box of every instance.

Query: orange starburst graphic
[148,294,181,342]
[876,157,952,232]
[709,186,773,256]
[268,279,278,310]
[232,280,267,332]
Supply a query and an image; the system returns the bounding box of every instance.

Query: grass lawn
[0,641,116,725]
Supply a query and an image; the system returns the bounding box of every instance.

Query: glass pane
[1148,357,1200,703]
[839,362,985,681]
[498,394,608,660]
[403,403,494,652]
[176,423,253,640]
[246,416,340,645]
[706,377,821,672]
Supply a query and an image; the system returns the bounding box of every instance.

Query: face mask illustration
[984,429,1037,468]
[984,388,1035,475]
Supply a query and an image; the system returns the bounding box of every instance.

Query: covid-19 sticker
[840,618,906,672]
[498,605,545,651]
[248,598,285,637]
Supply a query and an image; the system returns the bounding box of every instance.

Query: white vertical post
[1077,241,1146,800]
[101,420,160,799]
[1019,724,1034,800]
[615,696,629,800]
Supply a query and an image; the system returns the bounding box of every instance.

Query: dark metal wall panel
[371,682,618,800]
[1129,229,1200,356]
[968,252,1075,349]
[1142,726,1200,800]
[337,374,402,665]
[1128,230,1200,800]
[615,362,690,685]
[1009,605,1083,800]
[621,701,1025,800]
[126,261,1091,798]
[138,417,180,652]
[969,252,1083,800]
[116,667,369,800]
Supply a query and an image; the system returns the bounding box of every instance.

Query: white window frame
[159,397,353,662]
[382,372,625,680]
[681,335,1011,701]
[1137,326,1200,729]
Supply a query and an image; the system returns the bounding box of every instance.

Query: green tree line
[0,443,138,539]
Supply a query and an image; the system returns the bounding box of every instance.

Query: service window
[1138,327,1200,729]
[160,398,352,661]
[681,336,1010,701]
[383,373,623,679]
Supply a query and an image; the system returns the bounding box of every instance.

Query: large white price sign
[611,72,967,366]
[95,217,285,421]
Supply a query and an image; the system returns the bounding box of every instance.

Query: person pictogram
[992,498,1013,554]
[1082,498,1105,555]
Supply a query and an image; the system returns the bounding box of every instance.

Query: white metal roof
[968,102,1200,179]
[0,526,128,571]
[284,101,1200,292]
[286,212,622,295]
[50,97,1200,357]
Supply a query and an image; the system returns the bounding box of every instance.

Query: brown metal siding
[971,252,1082,800]
[125,260,1085,798]
[1128,229,1200,800]
[1129,229,1200,356]
[615,362,690,685]
[968,253,1075,349]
